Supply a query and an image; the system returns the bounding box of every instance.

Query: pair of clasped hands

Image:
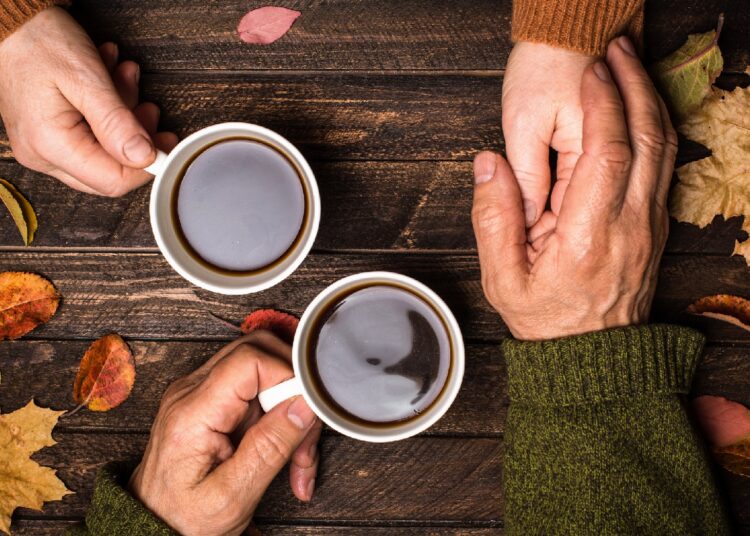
[0,8,677,536]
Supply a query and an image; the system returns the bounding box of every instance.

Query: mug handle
[144,149,170,177]
[258,377,304,412]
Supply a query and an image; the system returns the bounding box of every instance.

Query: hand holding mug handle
[259,377,305,412]
[144,149,170,177]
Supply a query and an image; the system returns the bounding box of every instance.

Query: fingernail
[523,200,537,226]
[123,134,153,163]
[288,396,316,430]
[593,62,611,82]
[306,478,315,501]
[618,36,637,56]
[474,155,496,185]
[134,64,141,85]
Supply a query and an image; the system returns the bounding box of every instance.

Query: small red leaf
[687,294,750,332]
[241,309,299,344]
[72,334,135,412]
[237,6,301,45]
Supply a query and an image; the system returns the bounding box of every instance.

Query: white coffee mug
[259,272,465,443]
[147,123,320,295]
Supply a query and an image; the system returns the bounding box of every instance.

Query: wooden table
[1,1,749,534]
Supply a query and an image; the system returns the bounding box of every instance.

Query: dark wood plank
[1,252,749,343]
[18,434,503,521]
[65,0,750,72]
[0,160,743,254]
[1,338,745,434]
[0,341,506,435]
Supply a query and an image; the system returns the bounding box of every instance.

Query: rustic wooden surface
[1,0,749,534]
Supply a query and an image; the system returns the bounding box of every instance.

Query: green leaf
[652,14,724,122]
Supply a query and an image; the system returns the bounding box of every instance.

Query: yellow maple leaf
[669,78,750,264]
[0,400,71,535]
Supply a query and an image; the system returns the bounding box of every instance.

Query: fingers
[209,395,316,502]
[290,419,322,501]
[57,53,155,169]
[501,124,551,227]
[605,37,666,203]
[558,61,631,230]
[472,151,529,297]
[113,61,140,109]
[98,42,118,73]
[181,342,295,434]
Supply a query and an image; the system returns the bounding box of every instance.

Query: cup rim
[149,122,320,295]
[292,271,465,442]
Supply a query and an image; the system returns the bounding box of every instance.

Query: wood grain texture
[0,341,506,434]
[10,520,506,536]
[1,252,749,342]
[0,339,745,435]
[64,0,750,72]
[0,160,744,254]
[18,434,503,521]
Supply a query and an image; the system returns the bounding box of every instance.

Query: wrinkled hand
[0,7,177,196]
[472,38,676,340]
[129,332,322,536]
[502,41,595,227]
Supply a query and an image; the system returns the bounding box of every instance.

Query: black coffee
[173,138,306,273]
[309,283,452,425]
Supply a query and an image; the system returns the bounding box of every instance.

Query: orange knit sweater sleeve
[512,0,645,56]
[0,0,69,41]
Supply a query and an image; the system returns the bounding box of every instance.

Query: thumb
[502,124,551,227]
[472,151,529,291]
[59,64,155,168]
[210,396,316,499]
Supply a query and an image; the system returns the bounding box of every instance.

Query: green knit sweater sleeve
[501,324,732,535]
[65,462,176,536]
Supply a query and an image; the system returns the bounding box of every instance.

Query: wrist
[0,2,69,44]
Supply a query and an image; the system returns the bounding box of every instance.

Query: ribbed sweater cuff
[512,0,645,56]
[503,324,705,406]
[0,0,69,42]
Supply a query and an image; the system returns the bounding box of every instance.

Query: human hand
[0,7,177,196]
[472,37,676,341]
[502,41,595,227]
[129,332,322,536]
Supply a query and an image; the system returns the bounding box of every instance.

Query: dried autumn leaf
[241,309,299,344]
[692,395,750,478]
[237,6,301,44]
[652,15,724,121]
[73,334,135,412]
[687,294,750,332]
[0,272,59,341]
[0,178,36,246]
[0,400,71,534]
[669,80,750,264]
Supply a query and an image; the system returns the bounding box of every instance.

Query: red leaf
[241,309,299,344]
[237,6,301,45]
[72,334,135,412]
[687,294,750,332]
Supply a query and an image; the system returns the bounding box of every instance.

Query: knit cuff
[82,462,177,536]
[511,0,645,56]
[0,0,70,42]
[503,324,705,406]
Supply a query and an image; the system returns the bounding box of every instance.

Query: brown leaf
[715,441,750,479]
[0,400,71,535]
[237,6,301,44]
[73,334,135,412]
[0,272,59,341]
[687,294,750,332]
[0,178,36,246]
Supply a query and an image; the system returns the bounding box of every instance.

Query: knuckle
[472,201,504,234]
[253,427,294,467]
[633,128,666,156]
[596,140,632,176]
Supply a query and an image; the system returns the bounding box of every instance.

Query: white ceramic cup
[147,122,320,295]
[258,272,465,443]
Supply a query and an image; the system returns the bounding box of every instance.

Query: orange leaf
[714,441,750,479]
[0,272,59,341]
[73,334,135,412]
[686,294,750,332]
[240,309,299,344]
